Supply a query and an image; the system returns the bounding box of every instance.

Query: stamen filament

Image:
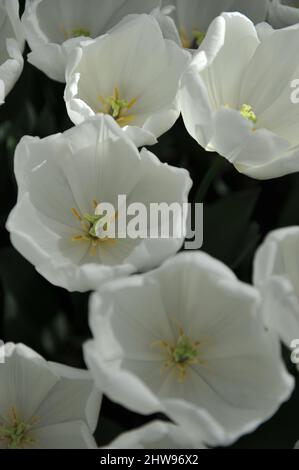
[116,115,135,126]
[179,28,191,49]
[71,208,82,221]
[71,235,85,242]
[126,97,138,110]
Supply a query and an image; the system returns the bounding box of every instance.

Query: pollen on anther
[127,97,138,110]
[71,208,82,221]
[71,235,84,242]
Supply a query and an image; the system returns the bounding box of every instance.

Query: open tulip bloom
[6,115,192,292]
[22,0,163,82]
[64,14,191,147]
[254,227,299,350]
[163,0,269,48]
[180,12,299,180]
[0,0,24,104]
[84,252,294,446]
[0,343,101,449]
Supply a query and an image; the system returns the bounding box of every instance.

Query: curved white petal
[33,421,97,449]
[106,420,206,449]
[34,364,101,431]
[254,227,299,346]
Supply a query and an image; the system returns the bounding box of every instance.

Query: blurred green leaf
[203,188,261,269]
[36,105,57,137]
[96,416,125,447]
[0,247,63,350]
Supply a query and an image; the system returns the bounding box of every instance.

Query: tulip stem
[194,157,223,202]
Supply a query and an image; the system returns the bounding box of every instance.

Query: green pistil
[193,30,206,46]
[83,213,102,238]
[6,423,26,449]
[240,104,257,124]
[0,422,32,449]
[172,335,198,364]
[70,28,90,38]
[106,96,130,119]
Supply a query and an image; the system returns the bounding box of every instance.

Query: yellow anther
[179,28,191,49]
[116,115,135,126]
[71,235,85,242]
[89,241,98,257]
[126,97,138,110]
[71,207,82,221]
[240,104,257,124]
[99,95,110,114]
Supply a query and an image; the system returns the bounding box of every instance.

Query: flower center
[193,30,206,46]
[0,406,37,449]
[240,104,257,124]
[99,87,138,127]
[154,323,205,382]
[179,28,206,48]
[71,200,117,256]
[61,26,90,39]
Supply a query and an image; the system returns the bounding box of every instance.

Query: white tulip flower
[162,0,269,48]
[84,252,294,446]
[180,12,299,180]
[0,343,101,449]
[106,420,206,449]
[0,0,24,103]
[22,0,164,82]
[64,14,191,147]
[6,116,192,292]
[268,1,299,29]
[254,227,299,350]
